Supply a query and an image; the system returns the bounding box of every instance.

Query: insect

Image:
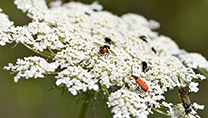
[93,42,116,57]
[139,35,148,42]
[131,66,149,91]
[104,37,112,43]
[178,87,192,114]
[151,47,157,54]
[141,61,147,72]
[104,37,116,45]
[84,12,91,16]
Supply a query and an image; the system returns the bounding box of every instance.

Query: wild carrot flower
[0,0,207,117]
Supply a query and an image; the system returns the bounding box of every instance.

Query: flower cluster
[107,88,151,118]
[4,56,59,82]
[0,0,207,117]
[178,52,208,72]
[0,9,14,46]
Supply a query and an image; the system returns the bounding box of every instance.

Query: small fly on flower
[151,47,157,54]
[141,61,147,72]
[93,42,116,57]
[104,37,112,43]
[178,87,192,114]
[84,12,91,16]
[139,35,148,43]
[131,65,149,91]
[104,37,116,45]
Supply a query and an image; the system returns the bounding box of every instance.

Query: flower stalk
[152,107,169,117]
[103,85,110,97]
[21,42,54,59]
[79,93,92,118]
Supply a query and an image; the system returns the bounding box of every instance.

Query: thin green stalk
[103,85,110,97]
[152,107,169,117]
[44,72,59,75]
[48,47,56,56]
[21,42,54,59]
[79,94,91,118]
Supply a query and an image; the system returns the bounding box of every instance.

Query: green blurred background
[0,0,207,118]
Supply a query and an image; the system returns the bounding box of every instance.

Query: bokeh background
[0,0,207,118]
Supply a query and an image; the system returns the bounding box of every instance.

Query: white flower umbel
[178,52,208,72]
[55,66,99,95]
[107,88,150,118]
[0,9,14,46]
[0,0,207,117]
[4,56,59,82]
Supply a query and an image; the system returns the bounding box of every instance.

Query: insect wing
[93,42,103,47]
[109,49,116,56]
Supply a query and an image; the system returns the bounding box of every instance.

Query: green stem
[152,107,169,116]
[48,47,56,56]
[21,42,54,59]
[44,72,59,75]
[79,94,91,118]
[103,85,110,97]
